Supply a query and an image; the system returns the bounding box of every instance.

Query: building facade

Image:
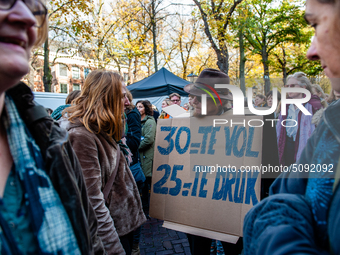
[27,45,128,93]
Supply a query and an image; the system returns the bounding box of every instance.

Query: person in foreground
[63,70,146,255]
[243,0,340,254]
[0,0,104,254]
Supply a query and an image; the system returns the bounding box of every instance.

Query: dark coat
[153,110,160,123]
[260,114,280,199]
[243,193,324,255]
[329,178,340,254]
[126,107,142,166]
[7,83,104,255]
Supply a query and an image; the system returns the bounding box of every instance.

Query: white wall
[33,92,68,110]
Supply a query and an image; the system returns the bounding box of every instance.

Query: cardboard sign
[150,112,262,241]
[162,104,190,118]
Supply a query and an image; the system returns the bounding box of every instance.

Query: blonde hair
[169,93,181,100]
[162,98,171,106]
[64,70,124,141]
[327,88,340,103]
[286,72,312,92]
[34,15,48,47]
[311,84,326,98]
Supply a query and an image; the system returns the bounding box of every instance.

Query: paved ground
[139,217,227,255]
[139,217,192,255]
[138,186,226,255]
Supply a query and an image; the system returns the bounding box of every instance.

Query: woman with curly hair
[136,100,156,218]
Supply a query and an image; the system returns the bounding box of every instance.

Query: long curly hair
[136,100,154,116]
[64,70,124,141]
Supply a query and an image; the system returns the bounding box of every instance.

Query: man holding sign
[184,69,244,254]
[150,69,280,255]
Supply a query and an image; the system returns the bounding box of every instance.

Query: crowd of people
[0,0,340,254]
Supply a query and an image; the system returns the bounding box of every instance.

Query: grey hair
[286,72,312,92]
[311,84,326,98]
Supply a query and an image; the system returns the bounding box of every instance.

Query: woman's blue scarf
[0,95,80,254]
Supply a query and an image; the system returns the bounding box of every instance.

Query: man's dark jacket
[7,83,104,255]
[126,106,142,166]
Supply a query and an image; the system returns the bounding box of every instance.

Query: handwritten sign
[150,113,262,240]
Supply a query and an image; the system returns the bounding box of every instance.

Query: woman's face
[188,95,194,106]
[285,78,305,99]
[192,96,220,116]
[306,0,340,82]
[161,101,168,108]
[136,103,145,116]
[254,96,264,106]
[121,84,130,111]
[334,90,340,100]
[267,95,273,107]
[311,87,318,96]
[312,87,323,98]
[0,1,37,93]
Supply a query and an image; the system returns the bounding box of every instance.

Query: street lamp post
[187,73,198,83]
[252,85,258,97]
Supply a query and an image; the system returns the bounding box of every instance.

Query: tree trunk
[147,65,151,76]
[133,56,139,83]
[282,47,287,85]
[112,57,121,74]
[216,41,229,74]
[239,31,246,95]
[152,0,157,72]
[128,58,133,85]
[182,63,187,80]
[262,47,270,94]
[283,68,287,85]
[43,39,51,92]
